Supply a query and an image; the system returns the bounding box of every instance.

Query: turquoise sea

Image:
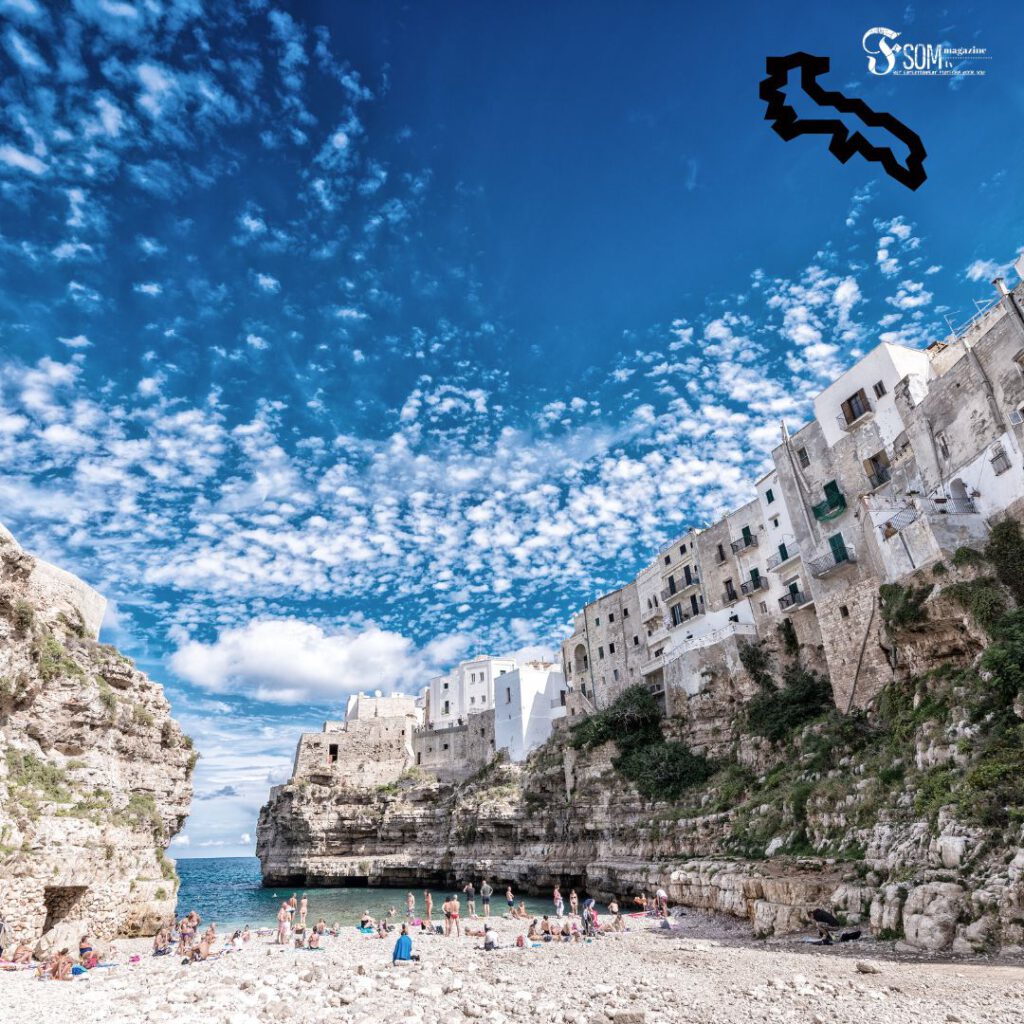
[175,858,555,930]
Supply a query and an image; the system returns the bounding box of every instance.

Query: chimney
[994,276,1010,296]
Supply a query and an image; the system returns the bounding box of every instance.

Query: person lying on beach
[38,948,73,980]
[241,925,252,943]
[188,933,214,963]
[314,918,326,935]
[465,926,485,937]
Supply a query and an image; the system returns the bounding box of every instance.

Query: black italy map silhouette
[760,52,927,191]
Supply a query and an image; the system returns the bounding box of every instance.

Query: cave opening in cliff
[42,885,88,934]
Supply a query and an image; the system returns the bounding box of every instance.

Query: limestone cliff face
[0,524,194,950]
[258,560,1024,955]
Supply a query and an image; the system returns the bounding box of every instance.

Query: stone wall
[412,710,495,783]
[292,715,415,789]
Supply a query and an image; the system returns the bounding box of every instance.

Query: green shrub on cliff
[943,577,1007,632]
[744,665,833,743]
[879,583,932,629]
[985,518,1024,604]
[569,685,714,801]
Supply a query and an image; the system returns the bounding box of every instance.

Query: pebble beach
[3,911,1023,1024]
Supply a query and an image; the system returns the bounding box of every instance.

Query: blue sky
[0,1,1021,856]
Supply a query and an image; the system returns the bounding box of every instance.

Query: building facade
[493,662,566,761]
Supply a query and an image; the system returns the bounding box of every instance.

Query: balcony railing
[836,401,873,432]
[867,466,892,490]
[740,576,769,595]
[779,590,811,611]
[807,545,857,578]
[660,573,699,602]
[730,534,758,554]
[812,492,847,521]
[767,546,799,571]
[919,497,978,515]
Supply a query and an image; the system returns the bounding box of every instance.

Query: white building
[426,654,516,729]
[494,662,566,761]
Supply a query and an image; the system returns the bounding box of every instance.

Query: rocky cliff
[0,523,194,952]
[258,525,1024,955]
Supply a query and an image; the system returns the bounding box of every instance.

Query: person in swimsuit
[10,939,33,964]
[505,886,514,913]
[299,894,308,927]
[78,934,93,960]
[406,892,416,920]
[462,882,476,918]
[569,890,579,917]
[276,902,290,944]
[424,890,433,925]
[38,948,73,980]
[553,886,564,919]
[443,895,461,938]
[480,879,493,918]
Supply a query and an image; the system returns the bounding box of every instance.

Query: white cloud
[133,281,163,295]
[57,334,92,349]
[0,144,47,175]
[246,333,268,349]
[964,258,1011,283]
[255,272,280,293]
[240,832,251,845]
[169,618,452,704]
[171,834,191,847]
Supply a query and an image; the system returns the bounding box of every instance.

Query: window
[873,380,887,398]
[668,574,677,595]
[480,728,486,737]
[613,669,619,681]
[841,389,871,425]
[594,616,600,626]
[724,579,737,601]
[839,605,850,619]
[623,608,629,618]
[416,752,421,765]
[680,543,687,554]
[716,543,726,563]
[772,518,779,529]
[690,594,699,616]
[936,432,949,460]
[498,669,506,675]
[443,681,449,690]
[633,635,639,646]
[670,604,685,627]
[470,696,475,705]
[797,446,810,469]
[505,687,511,702]
[443,700,450,715]
[991,444,1011,475]
[608,642,616,654]
[598,646,604,659]
[759,601,767,613]
[328,744,339,763]
[766,488,775,504]
[608,612,615,622]
[443,743,449,751]
[663,555,671,565]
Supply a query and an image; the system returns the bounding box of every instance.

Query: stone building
[425,654,515,729]
[562,259,1024,720]
[493,661,566,760]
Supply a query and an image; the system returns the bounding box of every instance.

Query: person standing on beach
[299,894,308,927]
[569,889,579,917]
[480,879,493,918]
[553,885,564,919]
[276,902,289,944]
[463,881,476,918]
[655,886,669,917]
[424,890,433,925]
[287,893,298,923]
[505,885,514,914]
[442,895,461,938]
[406,892,416,920]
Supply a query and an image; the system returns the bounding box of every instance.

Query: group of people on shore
[2,881,662,979]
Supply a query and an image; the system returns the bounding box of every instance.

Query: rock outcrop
[0,523,194,951]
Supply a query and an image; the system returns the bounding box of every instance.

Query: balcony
[660,573,699,602]
[867,465,892,490]
[779,590,812,612]
[722,588,740,605]
[641,605,663,623]
[919,496,978,515]
[767,545,800,571]
[730,534,758,554]
[740,576,769,595]
[812,492,847,521]
[807,545,857,578]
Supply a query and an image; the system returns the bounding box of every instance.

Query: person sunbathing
[78,934,93,960]
[189,933,213,963]
[38,948,73,980]
[515,901,529,920]
[11,939,33,964]
[153,929,170,955]
[527,919,540,940]
[359,911,375,928]
[307,930,321,949]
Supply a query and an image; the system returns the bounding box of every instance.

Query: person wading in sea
[406,892,416,921]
